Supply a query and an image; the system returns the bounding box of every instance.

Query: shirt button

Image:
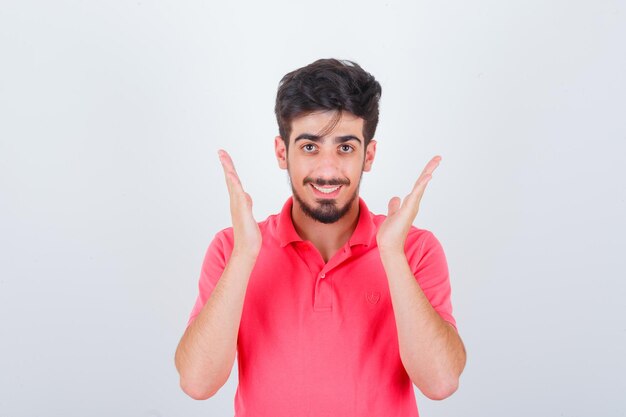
[319,273,326,278]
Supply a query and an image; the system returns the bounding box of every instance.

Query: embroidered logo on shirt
[366,291,381,304]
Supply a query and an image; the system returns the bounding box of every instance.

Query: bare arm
[174,150,261,400]
[377,155,466,400]
[380,249,466,400]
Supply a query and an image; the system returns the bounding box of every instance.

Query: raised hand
[376,155,442,253]
[218,149,262,257]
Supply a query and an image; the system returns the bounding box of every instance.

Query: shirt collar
[277,196,376,248]
[277,197,303,247]
[349,197,377,247]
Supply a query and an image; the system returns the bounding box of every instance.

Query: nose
[312,148,343,180]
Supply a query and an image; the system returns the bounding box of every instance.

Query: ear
[275,136,288,170]
[363,139,377,172]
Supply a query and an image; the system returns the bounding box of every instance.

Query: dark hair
[274,58,382,149]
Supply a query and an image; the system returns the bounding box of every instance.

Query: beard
[289,173,362,224]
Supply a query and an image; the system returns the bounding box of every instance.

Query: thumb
[244,192,253,209]
[387,197,401,216]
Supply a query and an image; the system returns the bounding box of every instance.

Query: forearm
[380,249,466,400]
[175,251,257,399]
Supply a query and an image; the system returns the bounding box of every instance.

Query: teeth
[312,184,340,194]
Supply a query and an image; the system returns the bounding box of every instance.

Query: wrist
[378,246,406,262]
[378,244,405,256]
[231,247,260,263]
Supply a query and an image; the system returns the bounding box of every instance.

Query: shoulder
[369,211,439,252]
[210,211,282,250]
[406,226,441,251]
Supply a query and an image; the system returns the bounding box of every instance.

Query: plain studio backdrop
[1,1,624,416]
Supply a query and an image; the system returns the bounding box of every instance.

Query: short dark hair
[274,58,382,149]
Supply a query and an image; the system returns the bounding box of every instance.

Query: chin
[294,188,359,224]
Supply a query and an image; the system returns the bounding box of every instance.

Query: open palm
[376,155,442,253]
[218,149,262,256]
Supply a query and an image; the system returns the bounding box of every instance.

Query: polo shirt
[187,196,457,417]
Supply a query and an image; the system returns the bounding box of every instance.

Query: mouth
[309,183,342,198]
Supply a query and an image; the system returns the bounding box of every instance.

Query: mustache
[303,177,350,187]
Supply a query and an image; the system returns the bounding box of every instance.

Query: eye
[339,144,354,153]
[302,143,317,153]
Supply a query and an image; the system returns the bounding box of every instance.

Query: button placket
[313,271,332,311]
[309,243,354,312]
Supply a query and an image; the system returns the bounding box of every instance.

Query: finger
[218,149,239,179]
[402,174,432,210]
[402,156,441,209]
[387,196,401,216]
[218,149,244,195]
[418,155,441,179]
[244,192,253,209]
[407,155,441,199]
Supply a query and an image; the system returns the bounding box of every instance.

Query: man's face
[274,110,376,224]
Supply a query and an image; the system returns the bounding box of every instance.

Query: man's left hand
[376,155,442,253]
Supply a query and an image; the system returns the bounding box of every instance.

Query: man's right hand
[218,149,262,257]
[175,150,261,400]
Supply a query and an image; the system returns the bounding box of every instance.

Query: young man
[175,58,466,417]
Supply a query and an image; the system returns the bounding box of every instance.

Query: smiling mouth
[311,184,341,194]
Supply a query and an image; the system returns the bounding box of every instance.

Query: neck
[291,198,360,263]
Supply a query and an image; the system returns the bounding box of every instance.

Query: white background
[1,1,625,416]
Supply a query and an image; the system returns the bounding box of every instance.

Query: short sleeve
[406,229,457,330]
[186,228,234,327]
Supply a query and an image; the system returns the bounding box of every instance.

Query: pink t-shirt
[187,197,457,417]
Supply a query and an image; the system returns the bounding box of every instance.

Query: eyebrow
[293,133,362,145]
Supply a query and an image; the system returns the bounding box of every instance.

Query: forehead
[289,111,365,142]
